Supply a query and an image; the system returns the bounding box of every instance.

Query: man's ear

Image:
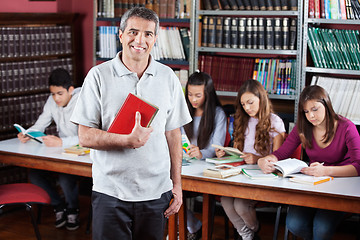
[68,86,74,94]
[119,30,123,43]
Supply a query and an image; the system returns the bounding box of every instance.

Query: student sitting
[258,85,360,240]
[17,68,81,230]
[216,79,285,240]
[182,71,227,240]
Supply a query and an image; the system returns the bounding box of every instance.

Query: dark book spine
[289,18,297,50]
[280,0,288,10]
[210,0,221,9]
[320,0,326,18]
[243,0,252,10]
[202,0,212,10]
[231,18,239,48]
[201,16,209,47]
[274,18,282,50]
[282,18,290,50]
[222,17,231,48]
[228,0,239,9]
[215,17,223,48]
[246,18,253,49]
[251,0,260,10]
[219,0,231,9]
[290,0,298,11]
[258,0,266,10]
[207,16,216,48]
[258,18,265,49]
[235,0,245,10]
[266,18,274,50]
[265,0,273,10]
[252,18,258,49]
[273,0,281,10]
[238,18,246,49]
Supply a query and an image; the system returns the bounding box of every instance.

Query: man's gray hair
[120,7,159,35]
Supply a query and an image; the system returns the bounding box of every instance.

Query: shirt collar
[113,52,156,77]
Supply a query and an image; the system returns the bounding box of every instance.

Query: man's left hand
[164,186,182,218]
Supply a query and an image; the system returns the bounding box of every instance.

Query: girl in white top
[182,71,227,239]
[215,79,285,240]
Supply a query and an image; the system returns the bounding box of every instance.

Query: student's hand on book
[215,148,226,158]
[188,144,202,159]
[42,135,62,147]
[301,162,326,177]
[128,112,153,148]
[164,185,182,218]
[17,132,30,143]
[242,153,259,165]
[258,154,278,174]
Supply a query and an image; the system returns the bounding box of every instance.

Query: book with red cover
[108,93,159,135]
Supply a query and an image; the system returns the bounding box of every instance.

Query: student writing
[216,79,285,240]
[258,85,360,240]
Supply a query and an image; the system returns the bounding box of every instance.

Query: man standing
[71,7,191,240]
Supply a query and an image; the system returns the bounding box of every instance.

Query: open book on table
[14,123,46,144]
[211,144,244,156]
[274,158,333,185]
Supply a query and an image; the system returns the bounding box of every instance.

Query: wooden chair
[0,183,51,240]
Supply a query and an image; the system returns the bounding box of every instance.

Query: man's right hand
[17,132,30,143]
[127,111,153,148]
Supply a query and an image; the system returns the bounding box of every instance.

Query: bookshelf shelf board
[96,58,189,66]
[0,54,74,63]
[198,47,298,56]
[97,17,190,23]
[306,67,360,76]
[307,19,360,25]
[216,91,296,100]
[198,10,299,17]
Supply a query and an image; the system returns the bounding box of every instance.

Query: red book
[108,93,159,135]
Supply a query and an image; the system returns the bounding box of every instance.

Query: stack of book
[202,0,298,11]
[311,76,360,122]
[308,0,360,19]
[252,58,297,95]
[97,26,121,59]
[201,16,297,51]
[307,27,360,70]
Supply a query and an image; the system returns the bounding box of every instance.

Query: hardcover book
[215,17,224,48]
[203,164,242,178]
[107,93,159,135]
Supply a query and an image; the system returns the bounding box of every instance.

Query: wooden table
[169,160,360,240]
[1,139,360,240]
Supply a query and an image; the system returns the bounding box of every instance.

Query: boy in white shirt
[17,68,81,230]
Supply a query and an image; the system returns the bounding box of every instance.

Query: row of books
[0,93,49,132]
[97,26,121,59]
[307,27,360,70]
[0,26,72,58]
[199,55,254,92]
[309,0,360,19]
[253,58,297,95]
[151,27,190,61]
[201,16,297,50]
[202,0,298,11]
[311,76,360,122]
[1,58,73,94]
[97,0,191,19]
[174,69,189,90]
